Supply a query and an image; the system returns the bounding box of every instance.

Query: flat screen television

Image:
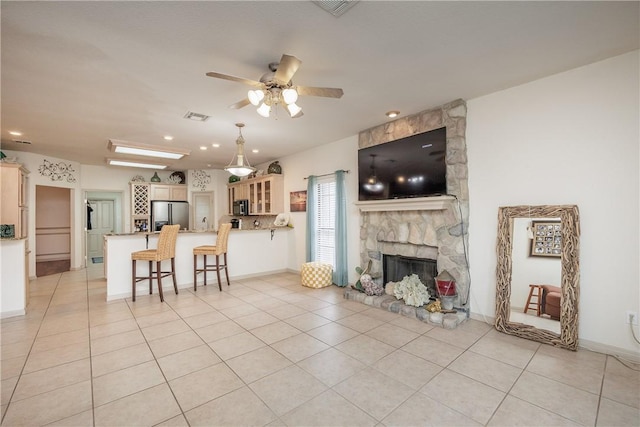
[358,127,446,201]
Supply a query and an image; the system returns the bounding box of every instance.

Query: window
[315,176,336,268]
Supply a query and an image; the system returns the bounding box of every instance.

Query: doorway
[192,191,214,230]
[84,190,123,268]
[35,185,71,277]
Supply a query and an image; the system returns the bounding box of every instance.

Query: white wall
[274,136,360,282]
[467,50,639,355]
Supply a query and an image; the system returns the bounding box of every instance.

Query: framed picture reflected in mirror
[530,221,562,257]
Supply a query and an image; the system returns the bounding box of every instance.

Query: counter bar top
[105,228,290,300]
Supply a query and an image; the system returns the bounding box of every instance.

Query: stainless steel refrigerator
[150,201,189,232]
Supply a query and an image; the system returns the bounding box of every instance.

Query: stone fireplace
[356,99,470,313]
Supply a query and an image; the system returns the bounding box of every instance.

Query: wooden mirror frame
[495,205,580,350]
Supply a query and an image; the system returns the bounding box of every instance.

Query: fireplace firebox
[383,254,438,298]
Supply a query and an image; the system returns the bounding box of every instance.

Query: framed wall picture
[530,221,562,257]
[290,190,307,212]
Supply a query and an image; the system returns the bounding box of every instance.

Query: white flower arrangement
[393,274,430,307]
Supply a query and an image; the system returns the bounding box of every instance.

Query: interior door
[87,200,114,261]
[192,192,214,230]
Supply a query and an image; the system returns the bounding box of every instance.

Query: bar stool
[131,224,180,302]
[524,284,543,316]
[193,223,232,291]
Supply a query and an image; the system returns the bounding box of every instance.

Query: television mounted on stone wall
[358,127,446,201]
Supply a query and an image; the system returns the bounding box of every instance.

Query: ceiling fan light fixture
[248,89,265,106]
[282,88,298,105]
[286,103,303,118]
[224,123,256,177]
[256,102,271,118]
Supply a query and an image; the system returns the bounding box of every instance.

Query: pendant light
[224,123,256,177]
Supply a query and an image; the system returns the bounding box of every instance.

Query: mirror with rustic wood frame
[495,205,580,350]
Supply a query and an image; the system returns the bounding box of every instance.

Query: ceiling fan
[206,54,343,119]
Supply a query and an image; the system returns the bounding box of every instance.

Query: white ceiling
[1,1,638,171]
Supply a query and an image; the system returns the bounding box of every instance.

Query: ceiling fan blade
[206,72,263,88]
[273,54,301,85]
[229,98,251,109]
[296,86,344,98]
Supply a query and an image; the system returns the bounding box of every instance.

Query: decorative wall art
[290,190,307,212]
[192,170,211,191]
[38,159,76,183]
[167,171,185,184]
[530,221,562,257]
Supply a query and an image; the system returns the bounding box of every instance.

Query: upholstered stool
[541,285,562,320]
[301,262,333,288]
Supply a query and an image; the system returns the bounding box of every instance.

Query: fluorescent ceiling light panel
[108,139,190,159]
[107,159,169,169]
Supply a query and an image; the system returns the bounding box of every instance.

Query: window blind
[315,177,336,268]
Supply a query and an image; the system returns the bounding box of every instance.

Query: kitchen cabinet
[227,174,283,215]
[150,184,188,201]
[227,181,247,214]
[131,183,189,231]
[0,163,29,239]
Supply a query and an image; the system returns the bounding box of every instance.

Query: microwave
[233,199,249,216]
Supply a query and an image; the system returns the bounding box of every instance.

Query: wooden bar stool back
[131,224,180,302]
[524,284,543,316]
[193,223,232,291]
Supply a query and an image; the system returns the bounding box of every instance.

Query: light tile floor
[1,267,639,426]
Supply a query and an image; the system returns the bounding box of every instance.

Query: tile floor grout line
[124,293,193,426]
[85,267,98,427]
[1,272,64,425]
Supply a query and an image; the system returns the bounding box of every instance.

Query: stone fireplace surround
[354,99,470,322]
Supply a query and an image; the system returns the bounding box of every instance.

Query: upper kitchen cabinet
[150,184,187,201]
[0,163,29,239]
[227,174,283,215]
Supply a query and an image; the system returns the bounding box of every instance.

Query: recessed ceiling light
[163,135,174,141]
[108,139,190,159]
[386,110,400,118]
[212,144,220,148]
[9,131,22,136]
[252,149,259,153]
[200,146,207,150]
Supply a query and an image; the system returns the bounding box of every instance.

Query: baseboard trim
[1,309,26,319]
[470,311,640,363]
[578,339,640,364]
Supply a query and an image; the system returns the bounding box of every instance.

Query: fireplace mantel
[355,195,455,212]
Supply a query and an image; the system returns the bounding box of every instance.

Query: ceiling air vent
[313,0,359,17]
[12,140,32,145]
[183,111,210,122]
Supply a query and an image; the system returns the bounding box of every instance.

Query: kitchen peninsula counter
[105,228,291,300]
